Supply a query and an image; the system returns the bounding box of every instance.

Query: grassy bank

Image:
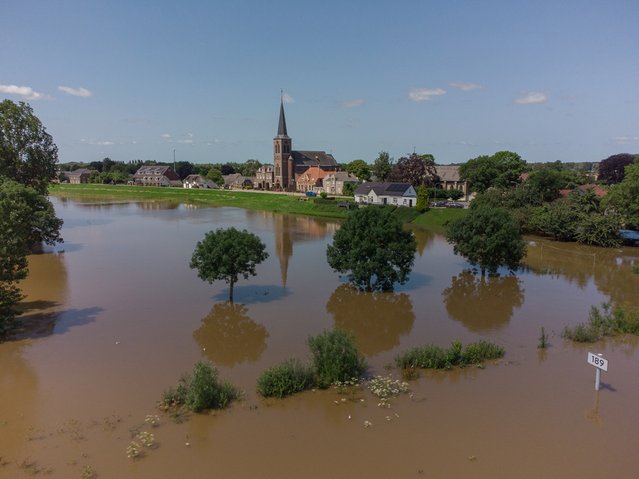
[50,184,469,226]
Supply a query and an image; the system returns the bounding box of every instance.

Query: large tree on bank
[190,228,269,303]
[460,151,527,193]
[326,207,416,292]
[0,100,58,195]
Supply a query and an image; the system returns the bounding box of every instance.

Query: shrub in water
[395,340,504,369]
[308,329,366,388]
[257,359,315,398]
[563,303,639,343]
[161,361,239,413]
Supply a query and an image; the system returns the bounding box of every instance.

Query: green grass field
[50,184,468,227]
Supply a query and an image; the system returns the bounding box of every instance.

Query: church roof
[291,150,338,168]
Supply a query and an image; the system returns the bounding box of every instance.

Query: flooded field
[1,197,639,478]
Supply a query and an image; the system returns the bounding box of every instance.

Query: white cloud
[341,98,365,108]
[450,82,481,91]
[612,136,639,144]
[514,91,547,104]
[161,133,171,139]
[408,88,446,102]
[282,93,294,104]
[58,85,92,97]
[177,138,193,144]
[0,84,49,100]
[80,138,114,146]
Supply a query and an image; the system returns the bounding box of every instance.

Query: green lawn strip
[411,208,469,228]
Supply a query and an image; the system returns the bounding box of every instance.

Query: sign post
[587,352,608,391]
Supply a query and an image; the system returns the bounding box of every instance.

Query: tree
[342,182,355,196]
[603,162,639,229]
[524,168,564,203]
[371,151,393,182]
[326,207,416,291]
[598,153,636,185]
[345,159,371,182]
[460,151,526,193]
[175,161,195,180]
[190,228,269,303]
[446,206,526,276]
[390,153,437,187]
[415,184,429,213]
[0,100,58,194]
[206,167,224,186]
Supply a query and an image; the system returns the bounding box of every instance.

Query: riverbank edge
[50,184,467,227]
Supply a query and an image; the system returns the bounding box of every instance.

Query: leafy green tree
[415,184,429,213]
[603,162,639,229]
[345,159,371,182]
[0,100,58,195]
[460,151,527,193]
[342,182,355,196]
[206,167,224,186]
[175,161,195,180]
[529,199,581,241]
[446,206,526,276]
[326,207,416,291]
[190,228,269,303]
[524,168,565,203]
[371,151,393,182]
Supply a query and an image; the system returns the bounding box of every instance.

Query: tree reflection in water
[326,284,415,356]
[193,302,269,366]
[443,271,524,332]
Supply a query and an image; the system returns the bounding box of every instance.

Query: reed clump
[394,340,505,369]
[562,303,639,343]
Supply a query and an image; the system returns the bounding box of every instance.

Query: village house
[255,164,274,190]
[354,182,417,207]
[322,171,359,195]
[133,165,181,187]
[183,174,218,189]
[223,173,255,189]
[433,165,469,200]
[66,168,93,184]
[296,165,328,193]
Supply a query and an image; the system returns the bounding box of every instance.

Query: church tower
[273,96,293,189]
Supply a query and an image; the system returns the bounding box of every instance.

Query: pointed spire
[277,91,288,137]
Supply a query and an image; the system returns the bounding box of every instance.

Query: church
[258,97,339,192]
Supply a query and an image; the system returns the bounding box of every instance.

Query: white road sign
[587,352,608,372]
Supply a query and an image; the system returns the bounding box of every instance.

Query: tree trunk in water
[229,280,234,303]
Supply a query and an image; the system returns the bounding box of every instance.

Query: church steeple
[277,95,288,138]
[274,93,293,189]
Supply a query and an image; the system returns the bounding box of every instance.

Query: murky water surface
[1,197,638,478]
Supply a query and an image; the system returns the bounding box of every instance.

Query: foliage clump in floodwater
[257,359,315,398]
[161,361,240,413]
[562,303,639,343]
[395,340,505,369]
[257,329,366,398]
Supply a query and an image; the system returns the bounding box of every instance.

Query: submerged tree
[190,228,269,303]
[326,207,416,291]
[446,206,526,276]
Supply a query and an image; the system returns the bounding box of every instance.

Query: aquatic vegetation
[308,329,366,388]
[126,441,141,459]
[144,414,160,427]
[563,303,639,343]
[538,327,549,349]
[395,340,505,369]
[80,465,97,479]
[257,359,315,398]
[160,361,240,413]
[368,375,409,407]
[136,431,155,448]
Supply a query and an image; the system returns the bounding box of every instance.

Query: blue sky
[1,1,638,166]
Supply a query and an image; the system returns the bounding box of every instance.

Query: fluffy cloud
[0,84,49,100]
[161,133,171,139]
[58,85,92,97]
[341,98,365,108]
[408,88,446,102]
[450,82,481,91]
[282,93,294,104]
[80,138,114,146]
[514,92,547,104]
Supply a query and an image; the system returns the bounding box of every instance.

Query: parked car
[430,201,447,207]
[445,202,464,208]
[305,191,317,197]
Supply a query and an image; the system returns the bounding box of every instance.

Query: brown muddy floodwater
[1,197,639,478]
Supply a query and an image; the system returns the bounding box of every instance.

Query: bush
[257,359,315,398]
[563,303,639,342]
[161,361,239,413]
[320,191,328,199]
[395,340,505,369]
[308,329,366,388]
